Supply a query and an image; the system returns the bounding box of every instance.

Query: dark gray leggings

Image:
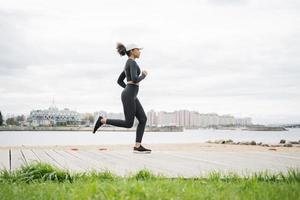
[106,84,147,143]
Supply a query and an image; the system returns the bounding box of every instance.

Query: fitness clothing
[106,58,147,143]
[117,58,146,88]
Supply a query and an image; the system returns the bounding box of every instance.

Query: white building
[147,109,157,127]
[189,111,200,128]
[175,110,190,127]
[29,106,81,126]
[235,117,252,126]
[157,111,176,126]
[219,114,235,126]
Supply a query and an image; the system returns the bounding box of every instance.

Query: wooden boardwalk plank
[0,150,9,170]
[225,151,300,171]
[77,150,152,175]
[165,151,268,176]
[68,150,144,174]
[168,151,293,174]
[32,150,63,169]
[95,150,192,177]
[97,150,181,176]
[48,150,85,172]
[114,151,232,177]
[4,148,300,177]
[71,150,114,172]
[10,149,25,170]
[58,150,99,172]
[21,149,41,164]
[248,151,300,161]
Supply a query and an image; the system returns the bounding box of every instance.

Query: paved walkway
[1,145,299,177]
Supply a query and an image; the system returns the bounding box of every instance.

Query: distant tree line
[1,113,26,126]
[81,113,94,125]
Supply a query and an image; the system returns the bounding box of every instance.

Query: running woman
[93,42,151,153]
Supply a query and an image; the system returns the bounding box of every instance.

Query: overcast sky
[0,0,299,124]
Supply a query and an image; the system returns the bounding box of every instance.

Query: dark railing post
[9,149,12,172]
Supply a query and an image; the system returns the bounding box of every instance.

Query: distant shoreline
[0,126,289,131]
[0,126,184,132]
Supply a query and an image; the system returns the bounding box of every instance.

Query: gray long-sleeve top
[117,58,146,88]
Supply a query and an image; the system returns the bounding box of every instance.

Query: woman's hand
[142,70,148,76]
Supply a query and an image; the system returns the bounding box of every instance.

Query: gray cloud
[0,0,300,124]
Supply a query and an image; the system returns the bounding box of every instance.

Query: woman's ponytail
[116,42,127,56]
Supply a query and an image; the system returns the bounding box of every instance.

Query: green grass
[0,162,299,200]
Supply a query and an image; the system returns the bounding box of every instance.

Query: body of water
[0,128,300,147]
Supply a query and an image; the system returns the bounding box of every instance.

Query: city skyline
[1,99,299,125]
[1,104,252,118]
[2,105,253,128]
[1,0,299,125]
[3,104,300,126]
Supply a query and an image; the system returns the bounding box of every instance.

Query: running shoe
[93,116,103,133]
[133,145,152,153]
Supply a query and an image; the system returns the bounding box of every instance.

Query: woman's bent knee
[125,120,134,128]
